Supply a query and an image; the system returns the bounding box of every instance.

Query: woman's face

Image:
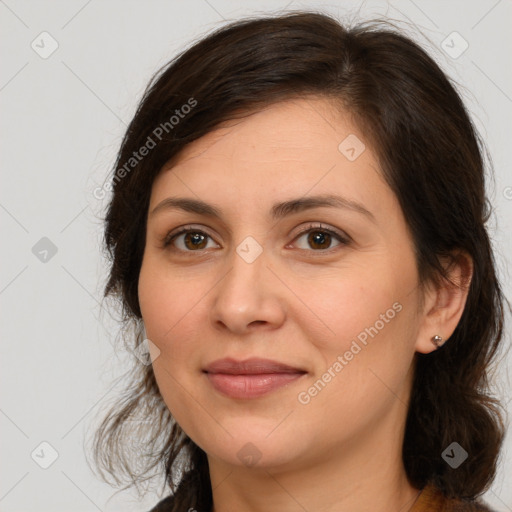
[138,97,427,471]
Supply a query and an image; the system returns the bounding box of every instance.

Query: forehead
[166,97,357,166]
[150,97,393,222]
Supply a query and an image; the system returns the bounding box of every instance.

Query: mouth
[203,357,307,399]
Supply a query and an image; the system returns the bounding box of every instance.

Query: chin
[198,429,308,471]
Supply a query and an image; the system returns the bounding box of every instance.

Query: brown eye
[164,229,219,252]
[307,231,333,250]
[183,232,208,250]
[293,224,349,252]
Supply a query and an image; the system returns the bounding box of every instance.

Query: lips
[204,357,305,375]
[203,357,307,399]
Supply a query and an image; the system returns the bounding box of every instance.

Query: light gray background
[1,1,511,511]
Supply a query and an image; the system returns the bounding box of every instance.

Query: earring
[431,335,443,349]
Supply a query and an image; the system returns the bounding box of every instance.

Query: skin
[138,97,472,512]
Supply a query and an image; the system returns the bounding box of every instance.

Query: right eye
[163,227,220,252]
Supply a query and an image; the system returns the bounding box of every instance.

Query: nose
[210,246,286,335]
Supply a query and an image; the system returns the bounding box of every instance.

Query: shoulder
[150,485,496,512]
[450,498,497,512]
[415,484,496,512]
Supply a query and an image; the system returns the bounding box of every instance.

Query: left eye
[293,227,347,251]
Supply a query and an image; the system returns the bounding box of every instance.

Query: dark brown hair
[88,10,508,511]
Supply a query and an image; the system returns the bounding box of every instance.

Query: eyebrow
[150,194,376,223]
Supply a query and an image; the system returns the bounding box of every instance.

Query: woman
[90,11,507,512]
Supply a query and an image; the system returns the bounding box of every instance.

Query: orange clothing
[410,484,495,511]
[149,483,496,511]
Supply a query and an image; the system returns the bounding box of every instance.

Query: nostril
[248,320,268,328]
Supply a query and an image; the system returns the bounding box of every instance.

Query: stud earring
[431,335,443,349]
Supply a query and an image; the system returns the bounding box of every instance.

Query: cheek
[138,258,200,366]
[297,261,418,402]
[295,265,405,351]
[292,301,415,447]
[314,299,416,410]
[138,263,205,433]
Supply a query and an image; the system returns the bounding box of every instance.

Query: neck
[208,398,421,512]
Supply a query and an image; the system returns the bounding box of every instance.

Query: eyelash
[161,223,351,254]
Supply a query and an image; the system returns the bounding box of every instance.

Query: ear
[415,251,473,354]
